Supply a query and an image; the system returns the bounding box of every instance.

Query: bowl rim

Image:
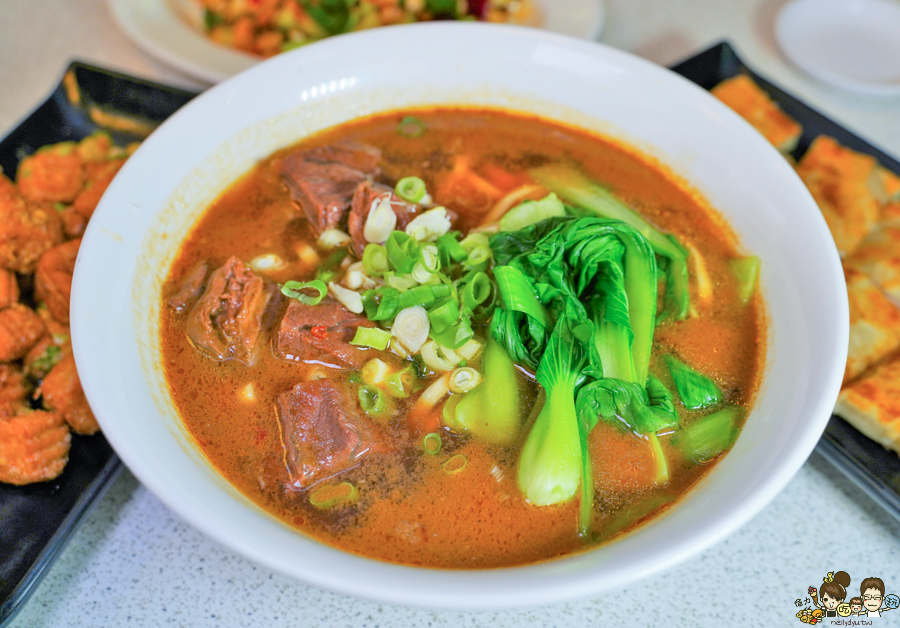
[70,21,849,609]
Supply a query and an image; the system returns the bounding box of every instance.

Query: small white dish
[106,0,606,84]
[775,0,900,96]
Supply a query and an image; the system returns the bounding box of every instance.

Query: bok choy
[489,215,678,537]
[529,163,692,321]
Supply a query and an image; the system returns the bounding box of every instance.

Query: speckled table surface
[3,1,900,626]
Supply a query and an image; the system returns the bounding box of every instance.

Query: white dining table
[2,1,900,626]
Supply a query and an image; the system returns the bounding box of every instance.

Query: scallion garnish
[362,243,389,277]
[397,115,426,138]
[282,279,327,305]
[395,176,427,203]
[442,454,468,475]
[422,432,442,455]
[358,384,389,417]
[351,327,392,351]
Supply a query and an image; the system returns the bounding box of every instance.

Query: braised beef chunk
[277,379,374,489]
[278,141,382,235]
[347,181,419,256]
[167,260,209,312]
[274,299,373,369]
[185,256,278,366]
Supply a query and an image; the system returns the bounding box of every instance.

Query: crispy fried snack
[843,266,900,384]
[0,364,30,417]
[836,357,900,454]
[35,238,81,325]
[0,410,70,485]
[711,74,803,152]
[0,268,19,309]
[796,136,880,257]
[16,149,85,204]
[0,303,47,362]
[0,174,65,274]
[40,353,99,435]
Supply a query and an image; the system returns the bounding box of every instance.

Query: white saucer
[775,0,900,96]
[107,0,606,84]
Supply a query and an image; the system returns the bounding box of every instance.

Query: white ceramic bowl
[71,23,848,610]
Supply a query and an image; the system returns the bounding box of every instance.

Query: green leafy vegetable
[499,192,566,232]
[489,215,679,535]
[683,406,744,463]
[729,255,760,304]
[443,336,522,445]
[664,354,722,410]
[529,164,691,320]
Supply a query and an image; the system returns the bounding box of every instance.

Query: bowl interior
[70,23,848,609]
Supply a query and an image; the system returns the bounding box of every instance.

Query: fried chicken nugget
[0,268,19,309]
[0,175,65,274]
[40,353,99,435]
[0,410,70,485]
[0,303,47,362]
[0,364,30,417]
[72,159,124,219]
[35,238,80,325]
[16,149,85,204]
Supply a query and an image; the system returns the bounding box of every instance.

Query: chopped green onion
[420,339,461,372]
[385,366,416,398]
[351,327,392,351]
[427,298,460,333]
[396,285,438,310]
[410,261,435,284]
[364,196,398,243]
[464,245,492,270]
[385,231,419,274]
[317,229,352,249]
[449,367,482,393]
[328,281,364,313]
[395,176,427,203]
[309,482,359,509]
[418,244,441,273]
[251,253,286,272]
[422,432,442,455]
[405,207,452,242]
[358,384,389,418]
[430,318,474,350]
[282,280,327,305]
[461,271,491,310]
[362,244,389,277]
[361,358,392,384]
[456,338,483,361]
[436,232,468,266]
[442,454,468,475]
[392,306,430,353]
[397,115,426,138]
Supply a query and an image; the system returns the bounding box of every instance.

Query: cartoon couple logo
[795,571,900,624]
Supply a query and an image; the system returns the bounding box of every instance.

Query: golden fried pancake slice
[711,74,802,152]
[796,136,880,257]
[875,166,900,203]
[843,267,900,384]
[880,200,900,224]
[845,221,900,306]
[835,358,900,454]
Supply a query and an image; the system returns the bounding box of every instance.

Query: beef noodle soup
[160,108,765,568]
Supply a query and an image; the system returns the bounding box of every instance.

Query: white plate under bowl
[776,0,900,95]
[71,23,848,609]
[106,0,606,83]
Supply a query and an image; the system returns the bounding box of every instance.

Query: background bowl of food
[70,22,848,609]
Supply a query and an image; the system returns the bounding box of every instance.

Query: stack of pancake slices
[713,74,900,456]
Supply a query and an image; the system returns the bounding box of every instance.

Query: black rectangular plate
[670,42,900,522]
[0,62,198,628]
